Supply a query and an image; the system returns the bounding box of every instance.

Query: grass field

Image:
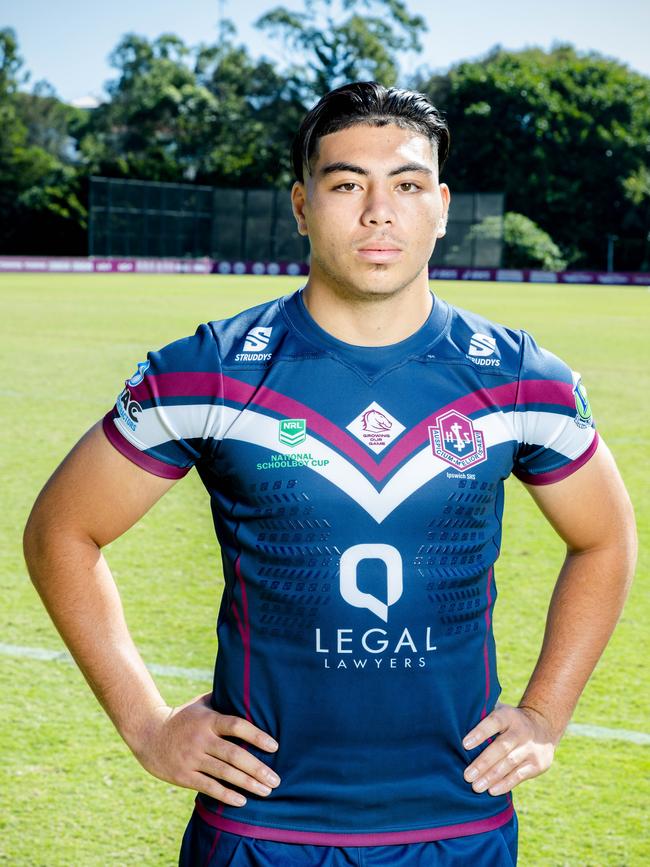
[1,274,648,866]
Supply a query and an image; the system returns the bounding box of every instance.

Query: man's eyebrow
[318,161,433,177]
[387,162,433,177]
[319,161,368,176]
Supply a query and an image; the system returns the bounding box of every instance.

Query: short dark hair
[291,81,450,183]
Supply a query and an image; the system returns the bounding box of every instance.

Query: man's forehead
[309,122,437,175]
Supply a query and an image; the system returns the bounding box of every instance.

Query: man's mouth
[356,244,403,263]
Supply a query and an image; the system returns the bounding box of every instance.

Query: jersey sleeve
[102,323,225,479]
[512,330,598,485]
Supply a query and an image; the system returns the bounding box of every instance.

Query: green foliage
[15,82,80,161]
[469,212,567,270]
[503,212,567,270]
[416,45,650,270]
[78,31,305,188]
[0,27,25,95]
[0,29,86,254]
[256,0,426,96]
[2,15,650,267]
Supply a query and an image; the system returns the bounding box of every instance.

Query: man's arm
[23,423,280,807]
[462,439,637,796]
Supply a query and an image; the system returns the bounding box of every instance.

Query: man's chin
[350,267,424,298]
[312,256,426,299]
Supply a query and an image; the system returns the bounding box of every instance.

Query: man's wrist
[120,701,171,757]
[517,700,566,745]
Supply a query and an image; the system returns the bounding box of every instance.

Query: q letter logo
[339,544,403,622]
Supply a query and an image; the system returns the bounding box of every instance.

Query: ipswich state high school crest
[429,410,487,471]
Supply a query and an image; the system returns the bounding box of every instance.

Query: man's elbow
[23,498,53,590]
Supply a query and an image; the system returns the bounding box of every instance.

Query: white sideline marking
[0,641,213,682]
[566,723,650,746]
[2,642,648,745]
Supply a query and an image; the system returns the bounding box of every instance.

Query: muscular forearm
[23,523,167,753]
[24,521,281,807]
[519,539,636,742]
[23,427,280,807]
[462,538,636,798]
[463,445,636,796]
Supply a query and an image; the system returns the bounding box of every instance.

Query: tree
[256,0,426,98]
[14,81,81,161]
[468,213,567,270]
[78,29,305,188]
[0,28,85,254]
[78,33,211,181]
[416,45,650,270]
[193,34,305,188]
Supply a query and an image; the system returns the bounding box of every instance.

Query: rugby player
[24,82,637,866]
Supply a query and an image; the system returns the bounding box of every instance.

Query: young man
[24,83,636,866]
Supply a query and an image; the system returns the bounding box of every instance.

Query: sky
[2,0,649,105]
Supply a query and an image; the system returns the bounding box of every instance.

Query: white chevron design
[111,404,596,524]
[224,408,517,523]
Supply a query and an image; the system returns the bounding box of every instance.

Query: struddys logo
[235,326,273,362]
[347,402,405,454]
[467,332,500,367]
[314,543,438,672]
[116,387,143,432]
[429,410,487,471]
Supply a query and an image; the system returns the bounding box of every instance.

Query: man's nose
[360,189,395,226]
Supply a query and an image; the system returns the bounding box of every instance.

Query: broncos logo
[362,409,392,433]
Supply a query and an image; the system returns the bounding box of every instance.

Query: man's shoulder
[436,299,524,376]
[205,294,287,363]
[209,294,285,337]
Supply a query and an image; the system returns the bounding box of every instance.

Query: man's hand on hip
[133,692,281,807]
[462,702,557,797]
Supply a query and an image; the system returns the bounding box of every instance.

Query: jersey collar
[282,288,450,379]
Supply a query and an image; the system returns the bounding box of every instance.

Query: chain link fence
[89,177,503,267]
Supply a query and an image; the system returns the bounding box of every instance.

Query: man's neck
[301,277,433,347]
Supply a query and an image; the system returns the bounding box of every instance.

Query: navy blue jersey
[103,289,597,845]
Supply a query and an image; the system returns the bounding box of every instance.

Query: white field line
[0,641,214,682]
[1,642,648,746]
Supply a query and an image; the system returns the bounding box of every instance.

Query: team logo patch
[346,402,405,454]
[235,326,273,361]
[467,332,500,367]
[573,378,593,428]
[429,410,487,470]
[279,418,306,447]
[116,387,143,432]
[127,360,149,387]
[243,326,272,352]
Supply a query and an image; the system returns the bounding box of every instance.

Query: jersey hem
[513,430,599,486]
[194,799,514,846]
[101,413,189,480]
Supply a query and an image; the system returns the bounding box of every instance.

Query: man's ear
[436,183,451,239]
[291,181,309,237]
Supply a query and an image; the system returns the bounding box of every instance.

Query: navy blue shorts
[179,810,518,866]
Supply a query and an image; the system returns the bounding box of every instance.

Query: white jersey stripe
[112,404,594,523]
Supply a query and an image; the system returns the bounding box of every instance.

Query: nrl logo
[279,418,306,447]
[429,409,487,471]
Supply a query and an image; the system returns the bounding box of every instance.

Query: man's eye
[398,182,420,192]
[336,182,359,191]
